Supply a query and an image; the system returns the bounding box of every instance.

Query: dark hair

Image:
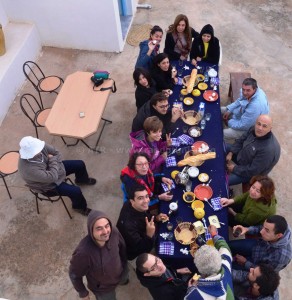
[266,215,288,234]
[249,175,275,205]
[242,78,257,89]
[128,184,148,200]
[168,14,192,49]
[133,68,152,87]
[149,92,168,106]
[255,263,280,296]
[136,253,150,273]
[127,152,150,170]
[143,116,163,133]
[153,53,169,66]
[150,25,163,38]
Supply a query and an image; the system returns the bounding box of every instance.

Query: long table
[45,71,113,152]
[158,61,228,270]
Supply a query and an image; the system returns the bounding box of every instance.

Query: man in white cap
[18,136,96,216]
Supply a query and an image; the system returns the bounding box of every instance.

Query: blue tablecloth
[157,61,229,270]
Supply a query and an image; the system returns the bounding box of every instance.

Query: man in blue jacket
[222,78,269,141]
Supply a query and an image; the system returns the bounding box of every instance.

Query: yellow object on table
[194,207,205,219]
[187,69,197,94]
[177,152,216,167]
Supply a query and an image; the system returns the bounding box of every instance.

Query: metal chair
[29,178,74,220]
[23,61,63,108]
[20,93,51,139]
[0,151,20,199]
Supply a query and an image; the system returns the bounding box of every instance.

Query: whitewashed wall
[1,0,137,52]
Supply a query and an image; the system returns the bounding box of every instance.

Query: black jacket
[136,267,188,300]
[116,201,155,260]
[190,24,220,64]
[151,67,174,92]
[164,28,199,61]
[131,101,175,137]
[135,80,157,111]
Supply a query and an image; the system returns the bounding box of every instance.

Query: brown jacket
[69,210,127,298]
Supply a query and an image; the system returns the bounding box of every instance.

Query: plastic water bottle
[204,69,209,82]
[198,102,205,118]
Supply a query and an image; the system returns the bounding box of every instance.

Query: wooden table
[45,71,113,152]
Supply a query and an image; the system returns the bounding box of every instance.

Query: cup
[205,113,211,121]
[200,119,206,130]
[166,222,174,231]
[176,216,183,225]
[233,227,242,238]
[183,125,188,133]
[169,202,178,212]
[178,69,183,77]
[179,95,184,102]
[185,180,192,192]
[167,232,174,241]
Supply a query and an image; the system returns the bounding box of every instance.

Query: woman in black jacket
[164,14,199,61]
[133,68,157,111]
[190,24,220,65]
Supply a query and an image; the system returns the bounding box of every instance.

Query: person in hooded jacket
[69,210,128,300]
[190,24,220,65]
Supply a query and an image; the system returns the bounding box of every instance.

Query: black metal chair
[23,61,63,108]
[20,93,51,139]
[0,151,20,199]
[29,178,74,220]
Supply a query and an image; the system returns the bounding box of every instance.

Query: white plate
[188,166,199,178]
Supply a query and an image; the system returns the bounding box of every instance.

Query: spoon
[204,198,214,210]
[172,127,179,135]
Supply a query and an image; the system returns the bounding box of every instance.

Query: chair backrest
[23,61,45,90]
[20,93,43,126]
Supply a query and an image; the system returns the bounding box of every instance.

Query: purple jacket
[129,130,167,173]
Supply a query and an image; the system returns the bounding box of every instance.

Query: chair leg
[60,196,73,219]
[35,127,39,139]
[2,177,12,199]
[61,137,67,145]
[37,91,44,109]
[35,195,40,214]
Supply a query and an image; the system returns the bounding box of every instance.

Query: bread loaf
[187,69,197,93]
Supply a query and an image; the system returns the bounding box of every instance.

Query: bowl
[198,82,208,90]
[191,200,205,210]
[183,191,195,203]
[183,97,194,106]
[188,166,199,178]
[198,173,209,183]
[188,126,202,138]
[192,89,201,97]
[171,170,180,180]
[180,88,188,95]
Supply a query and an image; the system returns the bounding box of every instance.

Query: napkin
[177,134,194,145]
[161,182,176,192]
[166,156,177,167]
[171,138,180,147]
[205,231,212,241]
[159,242,174,255]
[211,197,223,211]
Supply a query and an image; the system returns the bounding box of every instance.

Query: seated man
[18,136,96,216]
[226,115,280,186]
[230,215,292,272]
[232,263,280,300]
[136,253,191,300]
[131,92,182,138]
[222,78,269,141]
[116,185,168,260]
[185,225,234,300]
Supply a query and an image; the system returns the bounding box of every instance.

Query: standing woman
[133,68,157,111]
[151,53,178,93]
[190,24,220,65]
[164,14,199,61]
[135,25,163,70]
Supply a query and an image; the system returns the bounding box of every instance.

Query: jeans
[55,160,89,209]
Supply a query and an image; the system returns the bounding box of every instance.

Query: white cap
[19,136,45,159]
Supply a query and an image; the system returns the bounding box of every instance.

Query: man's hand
[208,225,217,237]
[223,110,231,121]
[48,154,54,158]
[177,267,191,275]
[226,152,233,162]
[171,107,183,122]
[235,254,247,265]
[159,192,173,201]
[233,225,248,236]
[220,197,234,207]
[228,207,237,216]
[155,213,169,222]
[145,216,156,238]
[226,160,235,173]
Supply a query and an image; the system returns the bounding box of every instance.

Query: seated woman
[133,68,157,111]
[190,24,220,65]
[135,25,163,70]
[129,116,172,173]
[164,14,199,61]
[151,53,178,93]
[121,152,173,202]
[220,175,277,227]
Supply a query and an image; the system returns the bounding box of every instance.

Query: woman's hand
[220,197,234,207]
[191,59,197,66]
[161,152,168,160]
[180,55,187,61]
[162,177,173,185]
[158,192,173,201]
[166,133,172,147]
[196,57,202,62]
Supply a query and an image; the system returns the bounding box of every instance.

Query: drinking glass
[200,119,206,130]
[186,180,192,192]
[205,113,211,121]
[176,216,183,225]
[167,232,174,241]
[167,222,174,231]
[179,95,184,102]
[183,125,188,133]
[178,68,183,77]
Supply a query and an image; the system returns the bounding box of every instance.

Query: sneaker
[75,178,97,185]
[74,208,92,216]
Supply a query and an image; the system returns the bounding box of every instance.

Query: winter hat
[200,24,214,37]
[19,136,45,159]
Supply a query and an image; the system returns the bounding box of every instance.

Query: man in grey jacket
[226,115,280,186]
[18,136,96,216]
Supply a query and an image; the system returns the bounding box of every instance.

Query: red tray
[203,90,218,102]
[194,184,213,200]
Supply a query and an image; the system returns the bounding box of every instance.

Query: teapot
[175,167,190,186]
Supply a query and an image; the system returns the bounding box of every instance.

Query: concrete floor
[0,0,291,299]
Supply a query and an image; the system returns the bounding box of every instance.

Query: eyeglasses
[135,162,149,167]
[157,104,170,109]
[148,257,161,272]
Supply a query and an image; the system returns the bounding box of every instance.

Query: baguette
[187,69,197,93]
[177,152,216,167]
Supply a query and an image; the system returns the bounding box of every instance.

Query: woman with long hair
[164,14,199,61]
[220,175,277,226]
[135,25,163,70]
[133,68,157,111]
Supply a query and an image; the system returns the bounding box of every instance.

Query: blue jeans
[55,160,89,209]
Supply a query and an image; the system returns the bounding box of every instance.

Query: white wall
[0,0,8,26]
[1,0,134,52]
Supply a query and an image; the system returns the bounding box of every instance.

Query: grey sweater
[18,144,66,193]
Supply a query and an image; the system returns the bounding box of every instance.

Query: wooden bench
[228,72,251,102]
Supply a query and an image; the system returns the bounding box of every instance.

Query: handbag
[91,76,117,93]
